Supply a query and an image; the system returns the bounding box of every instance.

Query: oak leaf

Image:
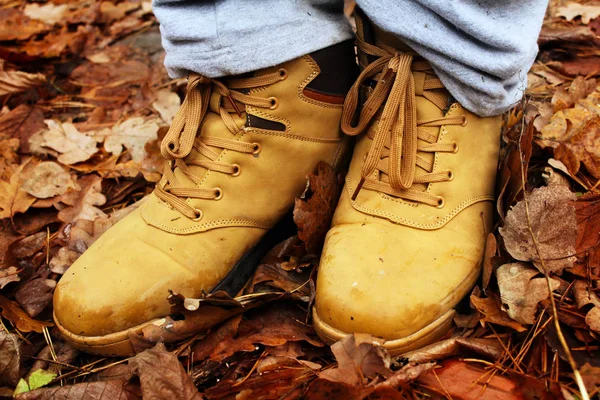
[499,185,577,274]
[96,117,159,163]
[0,8,49,41]
[152,89,180,124]
[470,291,526,332]
[0,163,36,219]
[57,175,107,224]
[39,120,99,165]
[129,343,203,400]
[23,3,68,26]
[15,380,140,400]
[496,262,559,324]
[21,162,79,199]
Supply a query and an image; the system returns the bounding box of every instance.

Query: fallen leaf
[15,279,56,318]
[580,363,600,394]
[496,262,560,324]
[319,333,391,387]
[14,369,57,396]
[15,380,140,400]
[470,291,526,332]
[0,138,20,180]
[49,247,80,275]
[554,117,600,179]
[294,162,342,253]
[39,120,99,165]
[129,343,203,400]
[499,185,577,274]
[23,3,69,26]
[585,306,600,332]
[557,3,600,24]
[0,330,20,386]
[416,359,563,399]
[21,162,79,199]
[0,266,20,289]
[58,174,107,223]
[193,302,322,362]
[0,8,49,41]
[482,233,497,291]
[551,77,596,112]
[0,294,53,333]
[95,117,159,163]
[574,193,600,269]
[12,231,46,259]
[0,163,36,219]
[573,280,600,309]
[401,337,504,364]
[152,89,180,124]
[0,105,45,153]
[0,61,45,96]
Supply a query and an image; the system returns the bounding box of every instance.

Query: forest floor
[1,0,600,399]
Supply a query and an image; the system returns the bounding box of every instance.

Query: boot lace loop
[156,71,284,219]
[341,40,465,207]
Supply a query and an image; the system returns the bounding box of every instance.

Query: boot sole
[54,215,296,357]
[312,307,455,356]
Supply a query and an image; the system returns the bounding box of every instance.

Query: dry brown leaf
[15,278,56,318]
[0,294,53,333]
[0,266,20,289]
[555,117,600,179]
[402,337,504,364]
[129,343,203,400]
[499,185,577,274]
[551,77,597,112]
[152,89,180,124]
[0,61,45,96]
[0,163,36,219]
[580,363,600,394]
[318,333,391,387]
[557,3,600,24]
[0,138,20,180]
[23,3,69,26]
[0,330,20,386]
[0,105,45,153]
[15,380,140,400]
[470,291,526,332]
[496,262,559,324]
[585,307,600,332]
[573,280,600,308]
[49,247,80,275]
[58,175,107,224]
[0,8,49,41]
[294,162,342,253]
[38,120,99,165]
[96,118,159,163]
[21,162,79,199]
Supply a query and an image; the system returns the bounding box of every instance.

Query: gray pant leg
[152,0,353,78]
[357,0,548,116]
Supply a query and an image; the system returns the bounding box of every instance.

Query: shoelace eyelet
[461,115,468,127]
[231,164,241,177]
[192,209,203,221]
[452,141,459,153]
[268,97,279,110]
[213,188,223,200]
[436,196,445,209]
[447,170,454,181]
[278,68,288,80]
[252,142,262,156]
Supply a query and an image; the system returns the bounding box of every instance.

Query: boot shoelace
[341,39,466,208]
[156,70,286,220]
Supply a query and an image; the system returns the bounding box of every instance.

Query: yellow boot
[313,15,502,354]
[53,42,357,356]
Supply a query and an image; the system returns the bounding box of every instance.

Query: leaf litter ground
[1,0,600,399]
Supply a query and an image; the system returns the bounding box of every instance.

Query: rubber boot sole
[54,215,296,357]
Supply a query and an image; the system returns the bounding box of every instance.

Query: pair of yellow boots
[53,17,501,356]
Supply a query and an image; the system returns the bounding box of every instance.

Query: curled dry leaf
[401,337,504,364]
[0,330,20,386]
[39,120,99,165]
[129,343,203,400]
[0,294,53,333]
[294,162,342,253]
[499,185,577,274]
[0,163,36,219]
[0,61,45,96]
[496,262,560,324]
[21,162,79,199]
[470,291,526,332]
[585,307,600,332]
[58,174,107,224]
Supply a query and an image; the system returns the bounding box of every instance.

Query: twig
[517,115,590,400]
